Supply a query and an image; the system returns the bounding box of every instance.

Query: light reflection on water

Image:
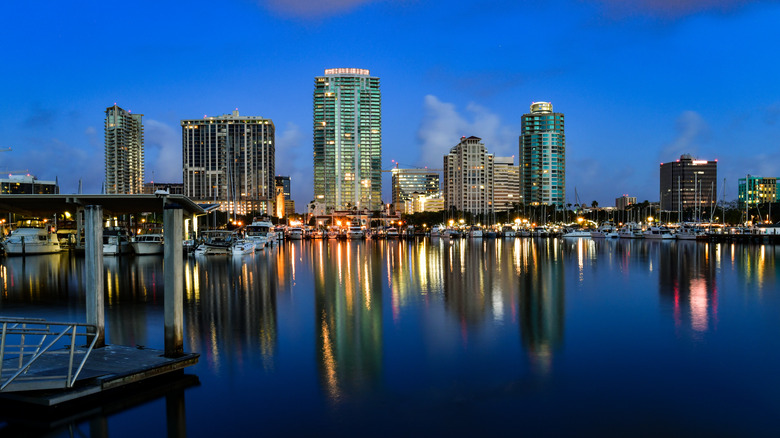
[1,239,779,436]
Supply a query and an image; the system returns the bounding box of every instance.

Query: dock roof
[0,194,208,217]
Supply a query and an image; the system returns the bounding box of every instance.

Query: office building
[659,154,717,212]
[391,167,440,213]
[0,174,58,194]
[105,104,144,194]
[313,68,381,212]
[519,102,565,207]
[738,176,778,208]
[493,156,520,213]
[615,195,637,210]
[143,182,184,195]
[443,136,494,217]
[182,110,275,216]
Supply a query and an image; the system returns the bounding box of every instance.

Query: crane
[382,160,442,172]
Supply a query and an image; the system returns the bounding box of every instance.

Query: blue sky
[1,0,779,209]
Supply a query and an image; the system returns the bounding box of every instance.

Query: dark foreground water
[1,238,779,437]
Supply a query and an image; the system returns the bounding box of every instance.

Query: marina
[0,237,779,435]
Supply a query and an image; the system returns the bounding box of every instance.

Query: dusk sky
[2,0,779,209]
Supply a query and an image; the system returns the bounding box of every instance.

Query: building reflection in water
[517,238,565,374]
[0,253,85,316]
[656,241,718,335]
[313,240,382,403]
[183,253,278,372]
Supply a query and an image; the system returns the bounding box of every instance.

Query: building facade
[0,174,58,194]
[615,195,637,210]
[390,167,440,213]
[182,110,275,216]
[313,68,382,212]
[493,156,520,213]
[143,182,184,195]
[443,136,495,217]
[738,176,778,208]
[105,104,144,194]
[659,154,717,213]
[519,102,565,207]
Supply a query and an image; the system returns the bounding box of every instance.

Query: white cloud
[144,119,181,183]
[416,95,519,167]
[659,110,709,161]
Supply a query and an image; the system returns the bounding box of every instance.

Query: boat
[286,227,303,240]
[532,227,549,238]
[591,223,618,238]
[385,227,400,238]
[347,226,365,240]
[231,239,256,255]
[501,226,516,238]
[430,225,441,237]
[618,223,644,239]
[468,226,483,238]
[194,230,234,255]
[2,225,62,255]
[561,228,591,238]
[131,233,164,255]
[327,226,340,239]
[643,226,675,240]
[676,224,707,241]
[245,219,274,249]
[103,227,133,256]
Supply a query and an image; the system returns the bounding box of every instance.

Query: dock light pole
[85,205,105,348]
[164,204,184,358]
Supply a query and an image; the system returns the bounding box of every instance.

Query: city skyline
[1,1,779,210]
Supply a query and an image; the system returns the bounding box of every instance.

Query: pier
[0,194,206,406]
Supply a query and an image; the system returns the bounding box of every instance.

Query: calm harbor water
[1,238,780,436]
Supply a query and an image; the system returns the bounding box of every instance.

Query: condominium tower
[105,104,144,194]
[738,175,776,208]
[493,156,520,213]
[659,154,717,213]
[182,110,275,216]
[313,68,382,212]
[443,136,494,217]
[519,102,565,207]
[391,167,440,213]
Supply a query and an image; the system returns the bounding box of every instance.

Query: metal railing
[0,317,99,392]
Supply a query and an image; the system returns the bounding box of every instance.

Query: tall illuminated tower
[105,104,144,194]
[519,102,565,207]
[313,68,381,212]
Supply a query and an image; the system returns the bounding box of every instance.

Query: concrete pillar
[84,205,105,348]
[164,205,184,357]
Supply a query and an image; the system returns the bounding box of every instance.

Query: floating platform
[0,345,198,406]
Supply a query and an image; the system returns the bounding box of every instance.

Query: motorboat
[430,225,441,237]
[347,226,365,240]
[385,227,400,238]
[286,227,304,240]
[131,233,164,255]
[245,219,274,249]
[501,226,516,238]
[104,227,133,256]
[468,226,483,238]
[194,230,234,255]
[676,225,707,241]
[231,239,256,255]
[591,223,618,238]
[618,223,644,239]
[561,228,591,238]
[643,226,675,240]
[2,225,61,255]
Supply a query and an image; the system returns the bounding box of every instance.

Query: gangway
[0,317,98,392]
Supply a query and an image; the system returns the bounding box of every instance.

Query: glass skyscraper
[313,68,381,212]
[519,102,565,207]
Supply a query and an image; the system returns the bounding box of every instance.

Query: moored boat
[643,226,675,240]
[131,233,164,255]
[2,225,62,255]
[194,230,234,255]
[104,227,133,256]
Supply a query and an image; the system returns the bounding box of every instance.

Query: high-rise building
[738,176,778,208]
[105,104,144,194]
[0,174,58,194]
[275,176,291,200]
[391,168,440,213]
[615,195,637,210]
[182,110,275,216]
[313,68,381,212]
[443,136,495,217]
[519,102,565,207]
[493,156,520,213]
[659,154,717,213]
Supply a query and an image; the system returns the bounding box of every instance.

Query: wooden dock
[0,345,198,406]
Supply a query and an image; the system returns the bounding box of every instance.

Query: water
[1,238,779,436]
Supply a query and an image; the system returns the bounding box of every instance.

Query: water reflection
[312,240,383,402]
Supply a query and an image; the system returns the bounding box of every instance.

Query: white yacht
[591,223,618,238]
[501,226,516,238]
[385,227,400,238]
[131,233,164,255]
[103,227,133,255]
[286,227,304,240]
[194,230,234,255]
[2,226,61,255]
[347,226,365,240]
[561,228,591,238]
[231,239,256,255]
[618,223,644,239]
[245,219,274,249]
[643,226,675,240]
[676,225,707,241]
